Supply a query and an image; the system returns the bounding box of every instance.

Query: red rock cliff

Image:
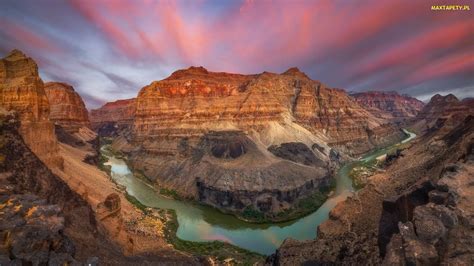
[89,98,136,136]
[0,50,62,168]
[44,82,90,132]
[132,67,402,155]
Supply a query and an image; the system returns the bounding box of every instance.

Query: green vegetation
[99,136,113,146]
[237,185,334,223]
[241,206,266,222]
[163,209,264,264]
[273,190,329,221]
[349,159,381,189]
[120,179,264,264]
[297,191,327,210]
[125,194,150,214]
[98,153,112,175]
[159,188,182,200]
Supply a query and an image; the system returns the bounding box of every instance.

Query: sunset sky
[1,0,472,108]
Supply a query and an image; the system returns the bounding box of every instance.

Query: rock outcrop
[383,159,474,265]
[111,66,405,219]
[0,109,97,264]
[89,98,135,137]
[351,91,424,121]
[44,82,90,133]
[0,50,62,168]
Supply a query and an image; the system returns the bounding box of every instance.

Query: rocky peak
[414,93,473,134]
[1,49,39,80]
[5,49,27,61]
[430,93,459,104]
[282,67,309,79]
[168,66,209,79]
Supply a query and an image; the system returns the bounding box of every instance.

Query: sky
[0,0,473,109]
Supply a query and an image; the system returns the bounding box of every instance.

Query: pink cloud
[407,50,474,83]
[0,18,62,54]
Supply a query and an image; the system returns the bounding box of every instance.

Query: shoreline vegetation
[102,139,338,224]
[125,189,264,263]
[98,129,414,259]
[99,142,265,262]
[349,129,416,189]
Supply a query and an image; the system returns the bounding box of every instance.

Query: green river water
[104,129,416,255]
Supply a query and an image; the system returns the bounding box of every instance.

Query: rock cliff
[44,82,90,133]
[351,91,424,121]
[0,50,62,168]
[112,66,404,219]
[89,98,135,137]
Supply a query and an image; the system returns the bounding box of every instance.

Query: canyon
[269,94,474,264]
[102,66,409,221]
[1,49,472,265]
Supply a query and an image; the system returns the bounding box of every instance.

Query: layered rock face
[351,91,424,121]
[0,50,62,168]
[89,98,135,137]
[44,82,90,133]
[113,66,404,218]
[289,81,405,155]
[413,94,474,135]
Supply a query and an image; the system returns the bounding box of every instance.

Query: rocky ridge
[351,91,424,121]
[413,94,474,135]
[0,50,62,168]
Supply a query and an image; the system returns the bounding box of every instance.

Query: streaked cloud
[0,0,472,108]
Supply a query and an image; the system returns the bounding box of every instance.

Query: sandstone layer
[112,66,405,219]
[268,101,474,264]
[89,98,135,137]
[44,82,90,133]
[0,50,62,168]
[351,91,424,121]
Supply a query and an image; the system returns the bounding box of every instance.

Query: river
[103,129,416,255]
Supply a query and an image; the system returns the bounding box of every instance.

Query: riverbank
[104,143,337,224]
[349,129,417,188]
[99,129,418,255]
[99,147,265,262]
[126,195,264,264]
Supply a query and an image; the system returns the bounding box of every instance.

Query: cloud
[0,0,472,107]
